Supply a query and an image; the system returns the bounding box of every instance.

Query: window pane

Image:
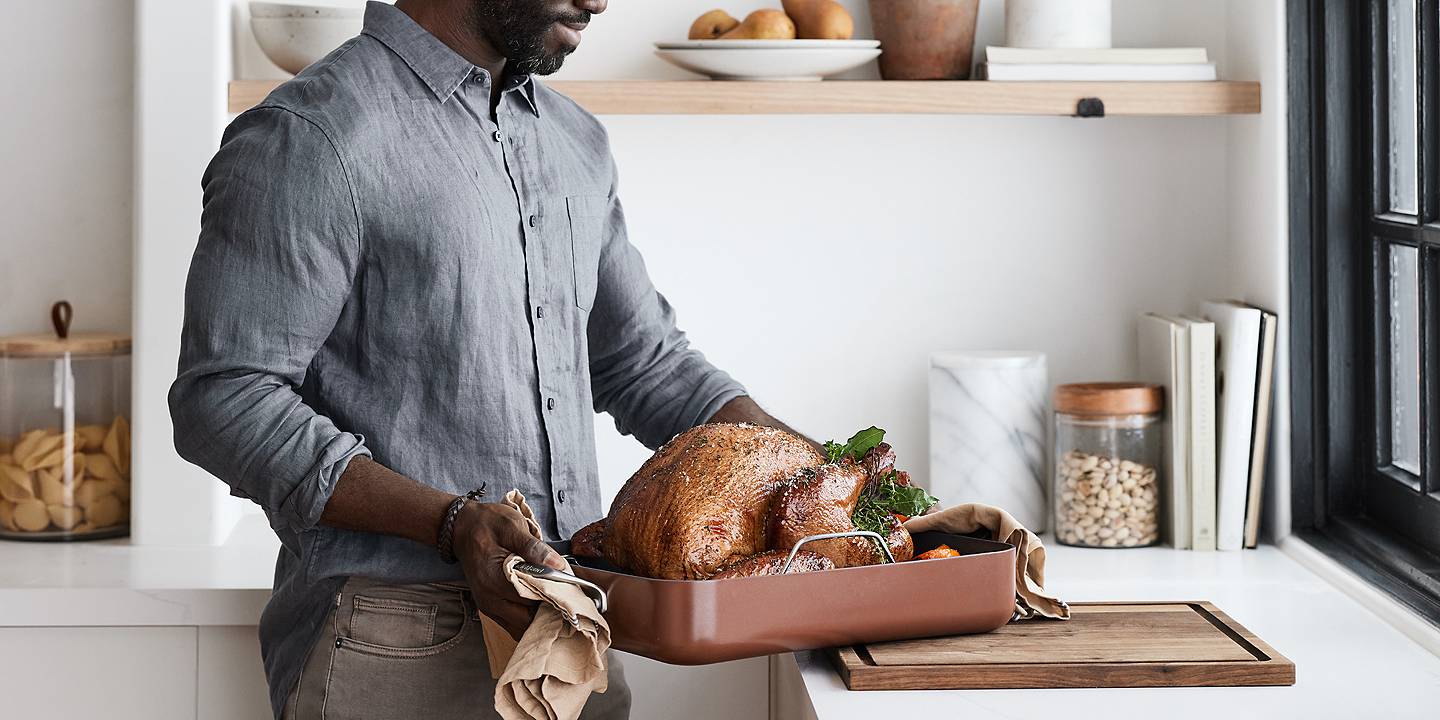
[1390,245,1422,474]
[1388,0,1419,214]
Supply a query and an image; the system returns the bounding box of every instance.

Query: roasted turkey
[570,423,921,580]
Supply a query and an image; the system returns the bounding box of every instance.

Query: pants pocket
[320,584,494,720]
[349,594,438,649]
[322,640,493,719]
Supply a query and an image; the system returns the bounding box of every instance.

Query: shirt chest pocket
[566,195,608,312]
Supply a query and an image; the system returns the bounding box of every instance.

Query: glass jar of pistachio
[1052,382,1163,548]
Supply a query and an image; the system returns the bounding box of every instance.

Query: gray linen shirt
[168,3,744,715]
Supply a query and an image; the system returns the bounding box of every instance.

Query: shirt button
[492,130,504,143]
[546,397,555,410]
[536,306,545,319]
[528,214,538,228]
[558,490,568,504]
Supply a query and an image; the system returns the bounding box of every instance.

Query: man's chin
[524,46,575,76]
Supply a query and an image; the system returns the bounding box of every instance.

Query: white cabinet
[623,655,768,720]
[0,621,765,720]
[0,626,270,720]
[0,627,197,719]
[198,626,272,720]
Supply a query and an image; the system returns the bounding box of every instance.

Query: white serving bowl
[250,2,364,75]
[653,40,882,81]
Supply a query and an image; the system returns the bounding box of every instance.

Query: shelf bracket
[1075,97,1106,118]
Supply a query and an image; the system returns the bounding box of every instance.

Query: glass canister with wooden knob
[0,302,131,540]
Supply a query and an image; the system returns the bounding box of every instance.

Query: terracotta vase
[868,0,981,80]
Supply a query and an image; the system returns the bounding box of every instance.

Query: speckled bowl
[250,2,364,75]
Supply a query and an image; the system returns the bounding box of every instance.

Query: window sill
[1280,533,1440,657]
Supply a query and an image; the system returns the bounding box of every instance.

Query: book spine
[982,62,1218,82]
[1244,314,1279,548]
[1169,325,1191,550]
[1190,324,1218,551]
[985,47,1210,64]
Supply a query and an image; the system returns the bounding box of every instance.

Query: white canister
[1005,0,1112,49]
[929,351,1049,531]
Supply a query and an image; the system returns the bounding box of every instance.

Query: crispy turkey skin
[600,423,823,579]
[573,423,916,580]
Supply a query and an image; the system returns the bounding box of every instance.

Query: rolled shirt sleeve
[586,168,747,450]
[168,107,369,533]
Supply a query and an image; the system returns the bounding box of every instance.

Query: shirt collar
[362,1,541,116]
[499,70,542,117]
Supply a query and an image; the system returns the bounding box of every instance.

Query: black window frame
[1290,0,1440,624]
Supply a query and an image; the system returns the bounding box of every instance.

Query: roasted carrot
[914,545,960,560]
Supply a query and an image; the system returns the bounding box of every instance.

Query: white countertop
[0,514,277,626]
[7,517,1440,720]
[795,541,1440,719]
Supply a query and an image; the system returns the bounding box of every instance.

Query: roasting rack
[779,530,896,573]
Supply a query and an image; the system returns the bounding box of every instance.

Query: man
[169,1,808,718]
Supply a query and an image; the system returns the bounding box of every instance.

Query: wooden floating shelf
[229,79,1259,116]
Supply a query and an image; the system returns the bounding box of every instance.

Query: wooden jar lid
[1054,382,1163,417]
[0,333,132,358]
[0,301,131,358]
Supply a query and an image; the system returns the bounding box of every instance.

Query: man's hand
[319,457,570,640]
[451,501,567,640]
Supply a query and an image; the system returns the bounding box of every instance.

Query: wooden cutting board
[829,601,1294,689]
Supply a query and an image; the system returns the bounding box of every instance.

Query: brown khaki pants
[283,577,631,719]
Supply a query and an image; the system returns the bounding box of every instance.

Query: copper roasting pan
[549,531,1017,665]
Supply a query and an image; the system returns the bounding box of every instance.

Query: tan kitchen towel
[480,612,520,679]
[905,503,1070,621]
[491,489,612,720]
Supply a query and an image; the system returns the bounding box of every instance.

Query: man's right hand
[451,501,567,640]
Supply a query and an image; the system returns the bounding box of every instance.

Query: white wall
[592,113,1231,495]
[133,0,250,545]
[0,1,134,336]
[1222,0,1289,541]
[558,0,1237,504]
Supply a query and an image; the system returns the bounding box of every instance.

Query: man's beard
[467,0,588,76]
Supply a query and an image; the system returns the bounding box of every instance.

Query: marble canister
[1005,0,1112,49]
[929,352,1049,531]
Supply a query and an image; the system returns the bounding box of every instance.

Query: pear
[782,0,854,40]
[689,9,741,40]
[719,9,797,40]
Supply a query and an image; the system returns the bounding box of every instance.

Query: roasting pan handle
[514,561,609,614]
[780,530,896,574]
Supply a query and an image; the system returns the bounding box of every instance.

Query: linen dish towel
[483,490,612,720]
[905,503,1071,621]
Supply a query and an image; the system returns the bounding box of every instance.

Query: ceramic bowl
[250,2,364,75]
[653,40,882,81]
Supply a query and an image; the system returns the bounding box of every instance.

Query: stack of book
[979,46,1218,82]
[1137,301,1277,551]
